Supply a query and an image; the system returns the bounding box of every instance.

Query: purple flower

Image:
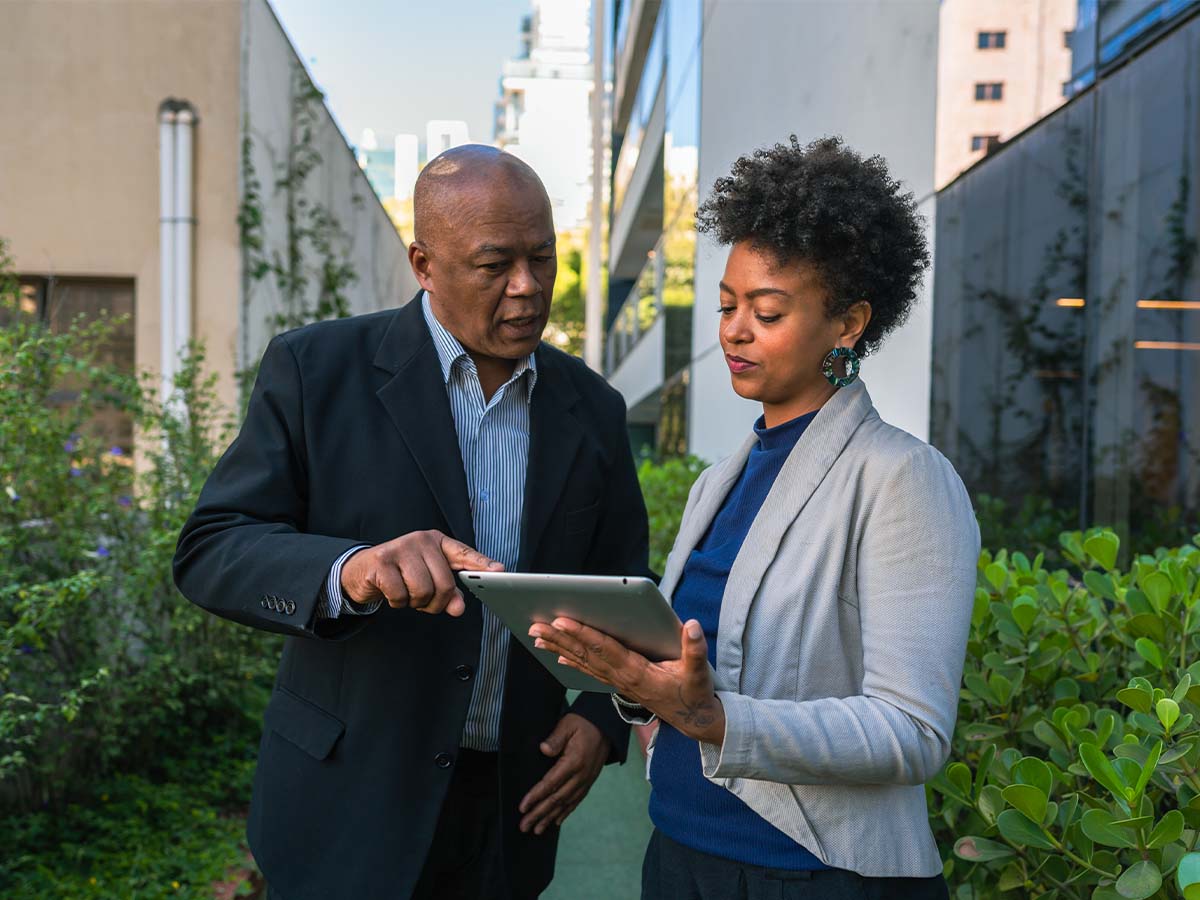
[118,495,132,508]
[109,446,123,457]
[96,546,110,558]
[64,439,77,453]
[20,644,34,655]
[69,467,83,478]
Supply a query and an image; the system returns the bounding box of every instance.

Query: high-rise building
[494,0,594,230]
[604,0,940,461]
[426,120,470,158]
[356,127,397,200]
[935,0,1076,189]
[394,133,420,201]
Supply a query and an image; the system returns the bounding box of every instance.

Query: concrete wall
[0,0,243,406]
[240,0,417,378]
[689,0,940,462]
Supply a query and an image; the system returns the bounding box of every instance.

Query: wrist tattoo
[674,686,717,730]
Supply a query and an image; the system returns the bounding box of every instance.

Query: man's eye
[481,263,506,272]
[532,256,554,264]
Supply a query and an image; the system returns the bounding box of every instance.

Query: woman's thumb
[682,620,707,663]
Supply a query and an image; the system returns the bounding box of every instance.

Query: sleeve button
[434,752,453,769]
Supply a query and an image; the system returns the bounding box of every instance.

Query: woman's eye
[717,305,735,315]
[756,314,781,324]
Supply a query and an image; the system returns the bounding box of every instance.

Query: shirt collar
[420,292,538,399]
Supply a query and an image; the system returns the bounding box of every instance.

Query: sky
[269,0,534,151]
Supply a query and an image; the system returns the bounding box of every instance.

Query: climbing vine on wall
[236,64,361,406]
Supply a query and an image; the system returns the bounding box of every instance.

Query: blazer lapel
[373,294,476,548]
[517,348,583,571]
[658,435,756,601]
[715,380,876,685]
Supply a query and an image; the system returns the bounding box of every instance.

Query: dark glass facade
[932,10,1200,547]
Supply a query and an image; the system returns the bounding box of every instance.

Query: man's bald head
[413,145,551,247]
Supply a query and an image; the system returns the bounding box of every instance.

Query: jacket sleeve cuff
[700,690,755,779]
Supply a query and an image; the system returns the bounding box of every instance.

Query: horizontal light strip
[1137,299,1200,310]
[1134,341,1200,351]
[1055,298,1086,307]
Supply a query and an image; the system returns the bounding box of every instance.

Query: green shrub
[931,528,1200,899]
[637,455,705,575]
[0,269,280,897]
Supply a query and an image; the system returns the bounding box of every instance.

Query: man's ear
[408,241,434,292]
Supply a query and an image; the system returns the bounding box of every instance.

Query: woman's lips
[726,354,757,374]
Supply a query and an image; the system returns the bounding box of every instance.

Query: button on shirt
[318,292,536,753]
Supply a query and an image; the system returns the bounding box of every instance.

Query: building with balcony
[932,0,1200,540]
[0,0,417,448]
[604,0,940,462]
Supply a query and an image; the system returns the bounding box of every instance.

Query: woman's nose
[722,309,753,344]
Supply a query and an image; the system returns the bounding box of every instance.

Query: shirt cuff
[315,545,379,619]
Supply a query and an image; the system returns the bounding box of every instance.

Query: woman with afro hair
[531,136,979,899]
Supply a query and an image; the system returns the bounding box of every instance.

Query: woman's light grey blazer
[623,379,980,878]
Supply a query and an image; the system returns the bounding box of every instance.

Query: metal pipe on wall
[158,102,177,401]
[157,98,197,404]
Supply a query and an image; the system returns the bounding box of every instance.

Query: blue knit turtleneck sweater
[647,410,827,870]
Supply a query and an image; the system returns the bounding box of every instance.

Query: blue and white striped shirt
[318,292,536,752]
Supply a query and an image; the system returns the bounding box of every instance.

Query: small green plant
[931,528,1200,899]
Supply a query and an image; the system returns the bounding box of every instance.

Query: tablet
[458,571,682,693]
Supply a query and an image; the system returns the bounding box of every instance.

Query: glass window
[977,31,1007,49]
[975,82,1004,101]
[971,134,1001,152]
[10,277,136,453]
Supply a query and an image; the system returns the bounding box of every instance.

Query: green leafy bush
[0,270,278,893]
[637,455,705,575]
[930,528,1200,899]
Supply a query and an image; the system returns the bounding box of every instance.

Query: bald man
[174,146,649,899]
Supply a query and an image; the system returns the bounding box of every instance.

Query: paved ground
[542,733,652,900]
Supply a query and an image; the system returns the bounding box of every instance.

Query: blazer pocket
[263,687,346,760]
[564,500,601,535]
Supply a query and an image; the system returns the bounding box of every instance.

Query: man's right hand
[340,530,503,617]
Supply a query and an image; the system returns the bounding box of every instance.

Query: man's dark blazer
[173,295,649,899]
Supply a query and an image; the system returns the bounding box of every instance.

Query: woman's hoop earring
[821,346,860,387]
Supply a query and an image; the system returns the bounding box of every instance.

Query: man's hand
[518,713,609,835]
[529,618,725,745]
[341,530,502,616]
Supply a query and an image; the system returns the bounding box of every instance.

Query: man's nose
[506,260,539,297]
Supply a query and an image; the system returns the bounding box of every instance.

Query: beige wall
[0,0,244,408]
[936,0,1076,189]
